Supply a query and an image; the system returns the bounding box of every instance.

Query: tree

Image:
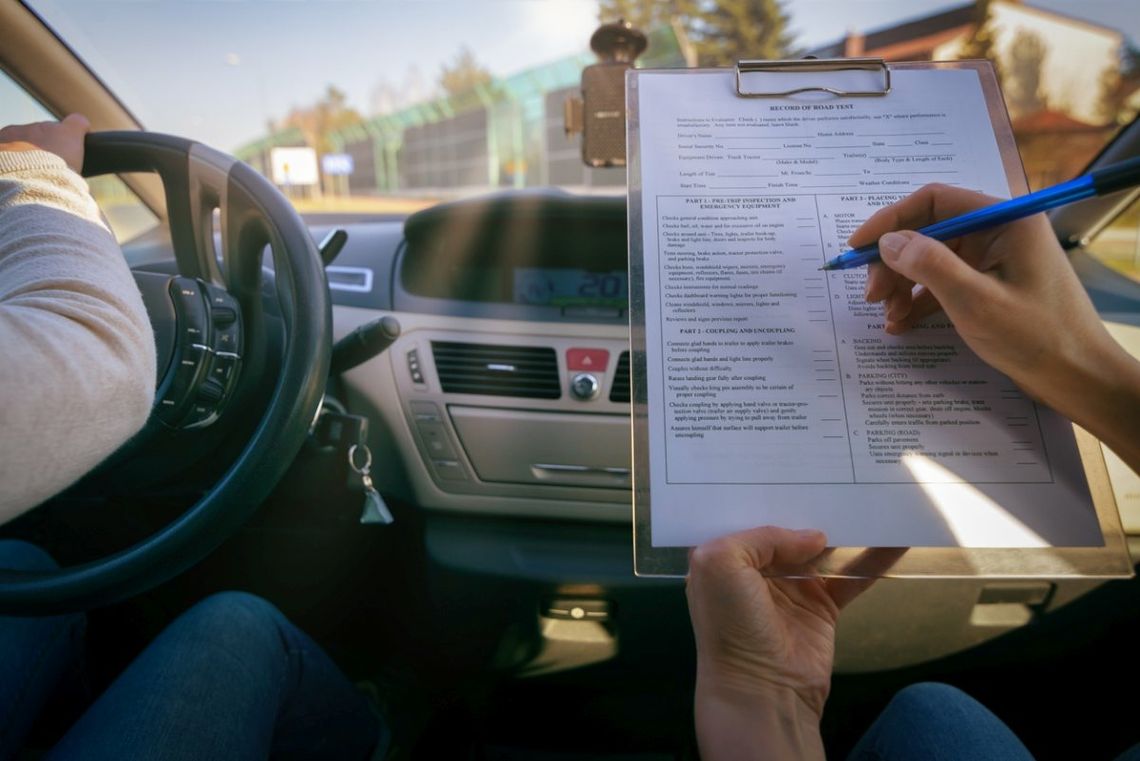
[687,0,794,66]
[439,46,494,96]
[596,0,692,31]
[1097,42,1140,126]
[369,66,440,115]
[280,85,363,154]
[1003,30,1048,119]
[958,0,1000,71]
[597,0,793,67]
[369,77,403,116]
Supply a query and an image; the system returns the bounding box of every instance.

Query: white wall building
[935,2,1122,123]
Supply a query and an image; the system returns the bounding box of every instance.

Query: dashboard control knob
[569,372,600,401]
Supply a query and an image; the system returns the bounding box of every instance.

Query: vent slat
[434,361,555,373]
[435,370,555,379]
[610,351,631,404]
[432,341,560,400]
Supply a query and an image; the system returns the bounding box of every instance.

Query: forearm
[1036,332,1140,474]
[0,150,156,521]
[695,675,826,761]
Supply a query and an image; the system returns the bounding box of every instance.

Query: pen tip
[819,264,832,271]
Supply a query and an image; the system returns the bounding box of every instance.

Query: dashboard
[321,191,639,522]
[124,184,1140,676]
[312,190,1140,537]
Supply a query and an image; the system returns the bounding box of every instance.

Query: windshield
[20,0,1140,222]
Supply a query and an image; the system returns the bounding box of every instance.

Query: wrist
[1037,332,1140,470]
[0,145,70,175]
[695,670,826,761]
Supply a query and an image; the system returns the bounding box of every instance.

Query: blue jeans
[0,541,86,760]
[0,542,382,760]
[849,682,1140,761]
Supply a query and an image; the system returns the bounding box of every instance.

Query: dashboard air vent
[610,351,631,404]
[432,341,560,399]
[325,266,373,293]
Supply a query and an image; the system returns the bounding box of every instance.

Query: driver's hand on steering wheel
[0,114,91,172]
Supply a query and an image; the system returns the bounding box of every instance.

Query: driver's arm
[0,115,156,523]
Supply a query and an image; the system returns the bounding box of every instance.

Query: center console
[334,191,637,521]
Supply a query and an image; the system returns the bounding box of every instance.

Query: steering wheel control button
[209,353,241,391]
[211,314,242,354]
[170,277,209,345]
[157,343,211,425]
[567,348,609,371]
[569,372,600,401]
[197,379,226,405]
[210,306,237,326]
[183,402,221,429]
[205,283,243,356]
[158,278,244,428]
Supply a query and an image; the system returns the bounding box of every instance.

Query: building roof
[808,1,1121,59]
[808,4,976,58]
[1011,109,1108,133]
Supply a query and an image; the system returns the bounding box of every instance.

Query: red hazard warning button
[567,348,610,371]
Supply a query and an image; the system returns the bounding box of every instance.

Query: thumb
[61,113,91,132]
[733,526,828,572]
[878,231,987,308]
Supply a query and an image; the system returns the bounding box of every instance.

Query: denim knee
[849,681,1035,761]
[886,682,976,716]
[0,541,82,632]
[179,591,287,636]
[153,591,298,674]
[0,539,62,573]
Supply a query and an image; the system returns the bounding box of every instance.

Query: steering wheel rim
[0,132,330,614]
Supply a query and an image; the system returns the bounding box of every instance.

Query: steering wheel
[0,132,330,614]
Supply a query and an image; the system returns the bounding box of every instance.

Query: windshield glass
[21,0,1140,226]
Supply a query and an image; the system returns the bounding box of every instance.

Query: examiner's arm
[850,184,1140,474]
[0,116,156,523]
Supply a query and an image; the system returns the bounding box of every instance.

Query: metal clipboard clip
[735,57,891,98]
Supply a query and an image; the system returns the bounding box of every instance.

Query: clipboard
[626,58,1132,579]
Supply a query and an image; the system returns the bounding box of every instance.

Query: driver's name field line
[694,131,947,138]
[688,150,956,157]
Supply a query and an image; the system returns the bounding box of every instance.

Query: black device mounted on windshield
[564,20,648,168]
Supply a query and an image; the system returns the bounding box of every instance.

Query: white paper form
[635,68,1103,549]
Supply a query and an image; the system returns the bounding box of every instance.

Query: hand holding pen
[823,156,1140,271]
[847,183,1140,473]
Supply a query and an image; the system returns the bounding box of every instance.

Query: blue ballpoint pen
[819,155,1140,271]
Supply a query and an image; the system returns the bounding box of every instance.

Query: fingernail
[879,232,908,260]
[794,528,823,539]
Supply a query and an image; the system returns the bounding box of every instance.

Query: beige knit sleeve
[0,149,157,523]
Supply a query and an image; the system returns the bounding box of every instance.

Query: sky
[18,0,1140,152]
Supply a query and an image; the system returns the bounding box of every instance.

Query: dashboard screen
[400,194,629,310]
[513,268,628,307]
